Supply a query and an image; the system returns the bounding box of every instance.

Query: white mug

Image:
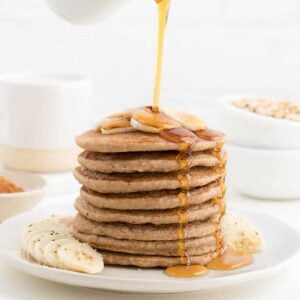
[45,0,130,25]
[0,73,91,172]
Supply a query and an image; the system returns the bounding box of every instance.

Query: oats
[232,99,300,122]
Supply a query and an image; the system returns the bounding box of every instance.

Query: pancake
[73,229,217,256]
[76,130,223,153]
[75,197,221,225]
[74,166,223,194]
[80,181,222,210]
[78,150,226,173]
[73,214,217,241]
[101,250,219,268]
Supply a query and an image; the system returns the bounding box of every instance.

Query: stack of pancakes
[73,130,226,268]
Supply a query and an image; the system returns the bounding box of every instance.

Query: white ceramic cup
[0,73,91,172]
[45,0,130,25]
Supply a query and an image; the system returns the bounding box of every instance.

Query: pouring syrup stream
[153,0,171,112]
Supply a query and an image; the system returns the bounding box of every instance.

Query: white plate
[0,203,299,294]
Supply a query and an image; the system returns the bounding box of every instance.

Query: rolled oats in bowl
[232,99,300,122]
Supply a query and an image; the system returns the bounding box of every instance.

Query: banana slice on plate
[26,233,49,258]
[22,225,70,250]
[32,232,72,262]
[44,238,75,269]
[23,229,51,252]
[161,108,207,131]
[221,212,264,253]
[22,217,104,274]
[57,241,103,274]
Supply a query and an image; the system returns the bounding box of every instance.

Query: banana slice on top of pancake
[95,111,137,135]
[95,107,207,135]
[22,217,103,274]
[161,108,207,131]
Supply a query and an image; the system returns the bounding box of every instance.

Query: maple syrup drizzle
[160,127,227,277]
[160,128,196,267]
[213,228,224,255]
[196,129,225,143]
[153,0,171,111]
[207,249,254,271]
[165,265,208,278]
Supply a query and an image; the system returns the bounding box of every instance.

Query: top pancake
[76,130,223,153]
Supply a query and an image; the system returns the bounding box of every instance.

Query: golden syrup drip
[159,127,227,277]
[207,249,254,271]
[216,165,226,175]
[176,150,191,265]
[153,0,171,110]
[178,191,189,207]
[219,179,226,195]
[214,197,226,216]
[160,128,197,267]
[196,129,225,143]
[214,228,224,256]
[213,149,226,175]
[176,152,190,171]
[212,149,223,161]
[177,171,191,191]
[177,209,188,265]
[160,127,199,147]
[165,265,208,278]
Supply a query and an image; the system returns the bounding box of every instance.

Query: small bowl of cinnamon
[0,170,46,221]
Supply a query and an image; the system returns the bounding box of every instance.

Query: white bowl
[226,144,300,200]
[219,95,300,150]
[0,170,46,221]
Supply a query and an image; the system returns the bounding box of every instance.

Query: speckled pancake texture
[73,128,226,268]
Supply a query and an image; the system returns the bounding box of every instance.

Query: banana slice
[101,126,137,135]
[22,217,104,275]
[131,109,181,133]
[57,241,103,274]
[22,225,70,250]
[26,232,50,258]
[162,108,207,131]
[95,117,137,135]
[32,232,72,262]
[130,117,160,133]
[23,228,50,252]
[43,238,74,269]
[221,212,264,253]
[95,110,136,134]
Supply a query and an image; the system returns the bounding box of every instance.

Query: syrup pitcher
[45,0,131,25]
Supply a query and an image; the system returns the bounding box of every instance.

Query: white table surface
[0,173,299,300]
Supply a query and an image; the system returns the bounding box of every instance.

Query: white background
[1,0,300,127]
